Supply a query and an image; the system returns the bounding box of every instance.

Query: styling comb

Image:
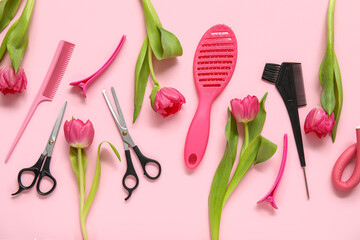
[262,62,309,199]
[5,40,75,163]
[184,24,237,169]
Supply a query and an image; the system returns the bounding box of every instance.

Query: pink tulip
[304,107,335,138]
[230,95,259,123]
[153,87,186,118]
[0,66,27,95]
[64,119,95,148]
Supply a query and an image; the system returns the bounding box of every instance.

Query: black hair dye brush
[262,62,309,199]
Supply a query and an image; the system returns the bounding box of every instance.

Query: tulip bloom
[64,118,95,240]
[0,66,27,95]
[152,87,186,118]
[304,107,335,138]
[230,95,259,123]
[64,119,94,148]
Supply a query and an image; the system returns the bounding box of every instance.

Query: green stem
[240,123,249,157]
[77,148,88,240]
[148,43,160,87]
[327,0,335,51]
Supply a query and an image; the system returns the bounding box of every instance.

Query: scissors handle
[12,154,56,196]
[122,149,139,201]
[133,146,161,180]
[12,154,45,196]
[36,156,57,196]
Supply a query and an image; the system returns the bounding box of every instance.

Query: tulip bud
[304,106,335,138]
[152,87,186,118]
[230,95,259,123]
[0,66,27,95]
[64,119,95,148]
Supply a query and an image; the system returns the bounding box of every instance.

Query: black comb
[262,62,309,200]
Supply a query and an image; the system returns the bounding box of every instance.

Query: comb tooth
[292,63,307,107]
[262,63,281,83]
[43,42,75,99]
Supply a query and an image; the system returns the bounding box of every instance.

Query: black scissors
[103,87,161,200]
[12,102,67,196]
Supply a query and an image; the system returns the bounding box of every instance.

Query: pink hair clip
[257,134,288,209]
[70,35,126,97]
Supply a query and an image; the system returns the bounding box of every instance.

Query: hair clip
[257,134,288,209]
[70,35,126,97]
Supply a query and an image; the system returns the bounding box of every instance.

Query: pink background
[1,0,360,239]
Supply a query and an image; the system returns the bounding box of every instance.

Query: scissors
[332,127,360,191]
[103,87,161,200]
[12,102,67,196]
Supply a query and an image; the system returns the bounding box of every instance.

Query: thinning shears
[103,87,161,200]
[12,102,67,196]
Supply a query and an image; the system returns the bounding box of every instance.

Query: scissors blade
[103,88,135,148]
[111,87,128,130]
[103,90,123,131]
[46,101,67,155]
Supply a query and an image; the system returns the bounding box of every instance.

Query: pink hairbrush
[5,41,75,163]
[70,35,126,97]
[257,134,288,209]
[332,127,360,191]
[184,24,237,169]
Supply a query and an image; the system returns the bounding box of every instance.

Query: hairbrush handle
[332,128,360,191]
[184,96,213,169]
[5,95,49,163]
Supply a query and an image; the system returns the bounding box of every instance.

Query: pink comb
[69,35,126,97]
[257,134,288,209]
[5,40,75,163]
[184,24,238,169]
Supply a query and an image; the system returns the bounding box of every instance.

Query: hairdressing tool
[257,134,288,209]
[332,127,360,191]
[103,87,161,200]
[262,62,309,199]
[70,35,126,97]
[184,24,238,169]
[5,41,75,163]
[12,102,67,196]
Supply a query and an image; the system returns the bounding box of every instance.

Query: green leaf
[222,135,277,206]
[69,147,87,193]
[6,0,34,73]
[320,0,335,115]
[208,109,239,240]
[141,0,182,60]
[158,27,183,59]
[150,85,160,110]
[0,0,22,33]
[254,137,278,165]
[331,52,342,142]
[82,141,120,219]
[319,50,335,115]
[0,18,17,61]
[133,36,150,123]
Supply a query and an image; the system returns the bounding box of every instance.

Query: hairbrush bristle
[292,63,306,107]
[43,41,75,99]
[262,63,281,83]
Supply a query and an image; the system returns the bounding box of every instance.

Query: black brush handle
[282,98,306,167]
[276,63,306,167]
